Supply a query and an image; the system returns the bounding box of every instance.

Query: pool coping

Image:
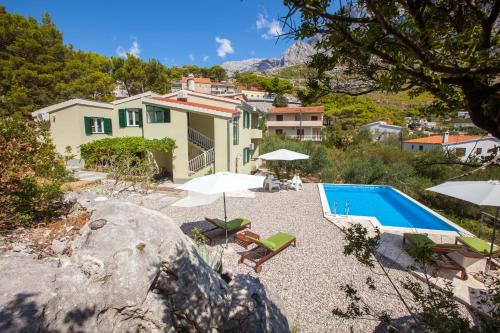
[318,183,472,236]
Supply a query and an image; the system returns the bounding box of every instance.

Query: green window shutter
[84,116,92,135]
[164,109,171,123]
[103,118,112,135]
[138,110,143,127]
[118,109,126,128]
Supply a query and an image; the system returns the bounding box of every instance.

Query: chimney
[442,131,449,143]
[187,73,195,91]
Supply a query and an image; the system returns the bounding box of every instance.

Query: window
[92,118,104,133]
[84,117,112,135]
[233,117,239,145]
[297,128,304,136]
[311,116,318,121]
[127,109,140,126]
[294,115,301,121]
[475,148,482,155]
[243,148,251,165]
[147,107,171,123]
[455,148,466,156]
[243,111,250,129]
[275,129,283,135]
[118,109,142,128]
[276,115,283,121]
[419,145,424,151]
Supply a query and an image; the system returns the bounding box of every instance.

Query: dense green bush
[273,94,288,107]
[80,136,176,169]
[0,117,69,229]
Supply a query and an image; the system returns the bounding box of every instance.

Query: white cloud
[255,13,283,40]
[117,38,141,58]
[215,37,234,58]
[203,55,209,62]
[188,54,195,61]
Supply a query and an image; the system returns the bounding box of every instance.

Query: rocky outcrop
[222,58,283,75]
[222,40,318,74]
[282,42,315,67]
[0,199,289,332]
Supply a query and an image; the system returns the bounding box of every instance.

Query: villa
[360,120,403,140]
[171,74,236,95]
[266,106,324,141]
[402,133,500,161]
[32,82,262,183]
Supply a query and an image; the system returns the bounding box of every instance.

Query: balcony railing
[188,148,215,173]
[188,127,214,150]
[266,120,323,127]
[288,134,322,141]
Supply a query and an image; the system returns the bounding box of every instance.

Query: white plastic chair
[266,175,281,192]
[289,175,303,191]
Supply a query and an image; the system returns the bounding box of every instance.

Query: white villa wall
[403,138,500,161]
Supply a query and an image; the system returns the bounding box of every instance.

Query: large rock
[282,42,316,67]
[222,58,283,75]
[0,199,289,332]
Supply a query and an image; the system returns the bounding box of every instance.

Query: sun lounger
[203,217,251,245]
[403,233,467,280]
[239,232,296,272]
[455,236,500,257]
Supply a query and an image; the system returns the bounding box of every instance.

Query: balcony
[288,134,322,141]
[266,120,323,127]
[251,128,262,139]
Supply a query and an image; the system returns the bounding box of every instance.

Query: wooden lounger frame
[202,217,251,246]
[239,237,296,273]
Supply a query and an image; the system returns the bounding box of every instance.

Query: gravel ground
[161,183,419,333]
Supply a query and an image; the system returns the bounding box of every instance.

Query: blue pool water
[322,184,459,232]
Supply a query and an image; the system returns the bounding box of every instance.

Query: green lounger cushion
[248,232,295,251]
[457,237,498,255]
[210,218,250,231]
[404,233,435,248]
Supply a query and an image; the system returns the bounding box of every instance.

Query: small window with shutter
[84,117,112,135]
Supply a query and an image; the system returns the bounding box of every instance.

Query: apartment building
[402,133,500,161]
[266,106,324,141]
[171,74,235,95]
[32,89,262,183]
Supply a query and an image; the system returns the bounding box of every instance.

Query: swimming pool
[319,184,463,234]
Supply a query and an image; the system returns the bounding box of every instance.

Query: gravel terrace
[161,183,417,333]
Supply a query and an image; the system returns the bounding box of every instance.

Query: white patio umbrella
[258,149,309,161]
[176,172,265,247]
[427,180,500,270]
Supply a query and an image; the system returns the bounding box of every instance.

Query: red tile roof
[268,106,324,114]
[403,135,483,144]
[152,97,238,114]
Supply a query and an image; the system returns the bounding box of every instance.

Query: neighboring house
[457,111,470,118]
[453,120,478,129]
[171,74,235,95]
[32,89,262,183]
[239,87,302,113]
[360,121,403,140]
[402,133,500,161]
[266,106,324,141]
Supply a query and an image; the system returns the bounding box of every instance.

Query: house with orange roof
[171,74,235,95]
[32,86,262,183]
[402,132,499,161]
[266,106,324,141]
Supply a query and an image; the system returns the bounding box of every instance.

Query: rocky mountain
[222,41,316,74]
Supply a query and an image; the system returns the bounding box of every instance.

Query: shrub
[273,94,288,107]
[80,136,176,169]
[0,117,69,229]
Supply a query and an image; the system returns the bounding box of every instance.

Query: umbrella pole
[487,206,499,272]
[223,192,228,249]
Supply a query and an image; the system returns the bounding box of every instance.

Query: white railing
[289,134,323,141]
[188,127,214,150]
[266,120,324,127]
[188,148,215,173]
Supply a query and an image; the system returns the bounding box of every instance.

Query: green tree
[208,65,228,82]
[111,54,146,96]
[144,58,171,94]
[284,0,500,138]
[273,94,289,107]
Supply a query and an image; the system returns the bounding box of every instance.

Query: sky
[2,0,295,67]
